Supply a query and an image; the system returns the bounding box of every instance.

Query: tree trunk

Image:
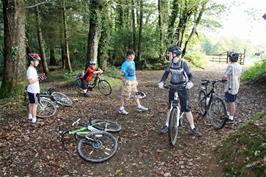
[0,0,26,98]
[137,0,143,63]
[49,48,56,65]
[167,0,179,43]
[98,3,111,70]
[182,2,206,56]
[35,2,49,74]
[62,0,72,72]
[131,0,137,53]
[158,0,168,61]
[87,0,102,67]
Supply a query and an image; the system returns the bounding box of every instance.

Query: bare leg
[228,102,236,117]
[185,111,195,129]
[135,98,141,107]
[32,104,38,118]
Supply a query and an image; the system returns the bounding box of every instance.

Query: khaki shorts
[121,80,138,99]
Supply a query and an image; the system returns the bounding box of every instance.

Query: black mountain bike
[75,73,112,96]
[198,80,228,129]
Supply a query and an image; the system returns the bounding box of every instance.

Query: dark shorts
[225,92,237,103]
[28,92,40,104]
[168,88,190,112]
[81,79,88,89]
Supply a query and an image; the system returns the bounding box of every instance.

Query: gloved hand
[186,81,194,89]
[158,82,164,89]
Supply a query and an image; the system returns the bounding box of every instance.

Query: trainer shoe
[190,127,202,137]
[28,113,32,120]
[118,108,128,115]
[137,105,148,112]
[160,125,168,134]
[32,117,37,124]
[227,119,236,124]
[83,93,89,97]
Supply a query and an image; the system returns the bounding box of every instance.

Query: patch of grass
[241,60,266,81]
[185,51,208,69]
[216,109,266,177]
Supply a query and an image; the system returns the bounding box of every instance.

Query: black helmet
[168,46,182,56]
[228,51,239,62]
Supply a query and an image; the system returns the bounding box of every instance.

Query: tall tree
[137,0,143,62]
[167,0,179,44]
[62,0,72,72]
[98,1,111,70]
[35,1,49,74]
[87,0,105,66]
[158,0,168,61]
[1,0,26,97]
[131,0,137,53]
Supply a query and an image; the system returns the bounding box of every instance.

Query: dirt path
[1,63,266,177]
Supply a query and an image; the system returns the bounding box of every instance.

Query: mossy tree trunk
[0,0,26,98]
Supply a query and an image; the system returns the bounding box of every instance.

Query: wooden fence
[208,49,246,65]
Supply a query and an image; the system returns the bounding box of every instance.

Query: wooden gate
[208,49,246,65]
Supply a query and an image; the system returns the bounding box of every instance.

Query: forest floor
[0,62,266,177]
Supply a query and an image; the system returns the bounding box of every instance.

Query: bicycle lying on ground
[163,84,188,146]
[198,79,228,129]
[37,88,73,118]
[75,73,112,96]
[58,118,121,163]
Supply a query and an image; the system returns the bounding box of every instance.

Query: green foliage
[241,60,266,81]
[185,51,208,68]
[216,109,266,177]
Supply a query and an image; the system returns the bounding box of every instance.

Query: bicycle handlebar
[163,83,187,90]
[201,79,226,85]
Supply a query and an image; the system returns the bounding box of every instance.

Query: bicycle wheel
[208,97,227,129]
[98,80,112,96]
[198,90,207,116]
[168,107,179,146]
[90,119,121,133]
[77,131,118,163]
[74,78,82,88]
[37,97,57,118]
[51,92,73,107]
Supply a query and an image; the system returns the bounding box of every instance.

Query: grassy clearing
[241,60,266,81]
[215,109,266,177]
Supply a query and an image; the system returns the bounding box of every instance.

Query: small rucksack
[169,60,188,85]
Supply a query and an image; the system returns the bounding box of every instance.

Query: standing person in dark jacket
[158,46,201,136]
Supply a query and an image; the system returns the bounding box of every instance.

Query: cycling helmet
[168,46,182,56]
[135,91,146,99]
[228,51,239,62]
[28,53,41,61]
[89,60,96,65]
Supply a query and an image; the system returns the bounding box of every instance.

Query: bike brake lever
[72,118,80,126]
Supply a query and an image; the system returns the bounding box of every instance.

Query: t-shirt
[224,62,243,95]
[26,66,40,93]
[82,66,97,82]
[121,59,136,81]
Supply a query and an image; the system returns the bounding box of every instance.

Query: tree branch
[25,0,55,9]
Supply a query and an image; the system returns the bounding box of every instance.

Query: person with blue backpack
[158,46,201,136]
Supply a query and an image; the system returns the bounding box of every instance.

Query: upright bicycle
[75,73,112,96]
[58,118,121,163]
[198,80,228,129]
[164,84,187,146]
